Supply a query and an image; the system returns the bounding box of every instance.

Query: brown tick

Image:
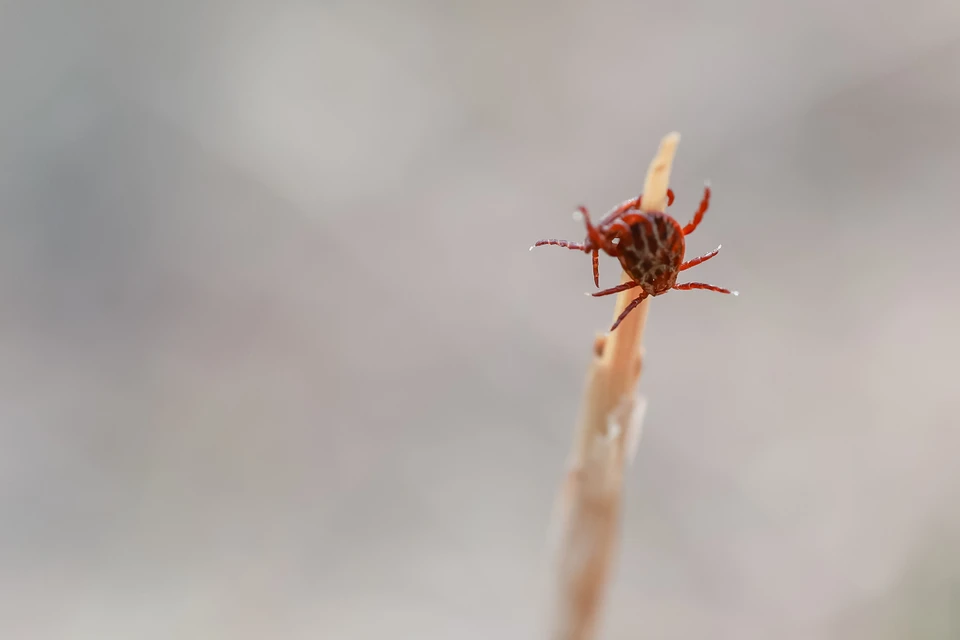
[531,185,737,332]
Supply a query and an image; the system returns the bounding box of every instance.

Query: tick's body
[610,209,685,296]
[532,186,736,332]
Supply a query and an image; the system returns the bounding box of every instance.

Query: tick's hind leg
[609,292,648,332]
[679,245,721,271]
[673,281,737,295]
[681,184,711,235]
[592,250,599,287]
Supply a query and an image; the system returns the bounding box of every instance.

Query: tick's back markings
[655,216,670,243]
[630,224,644,251]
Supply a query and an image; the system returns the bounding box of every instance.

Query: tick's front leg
[588,281,641,298]
[531,239,588,251]
[679,245,721,271]
[609,291,648,332]
[597,189,676,227]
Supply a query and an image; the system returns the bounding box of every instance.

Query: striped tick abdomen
[613,210,686,296]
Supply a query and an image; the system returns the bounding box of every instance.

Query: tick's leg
[609,292,648,332]
[577,206,605,249]
[673,281,737,295]
[681,184,711,236]
[679,245,721,271]
[589,280,641,298]
[599,197,641,227]
[598,189,676,228]
[592,250,600,287]
[532,205,602,252]
[531,239,588,251]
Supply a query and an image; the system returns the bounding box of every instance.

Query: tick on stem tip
[532,185,738,332]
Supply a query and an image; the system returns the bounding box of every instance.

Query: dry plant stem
[551,133,680,640]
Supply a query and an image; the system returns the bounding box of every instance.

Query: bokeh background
[2,1,960,638]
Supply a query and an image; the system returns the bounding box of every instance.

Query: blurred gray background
[2,1,960,638]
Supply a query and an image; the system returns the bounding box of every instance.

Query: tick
[532,185,737,332]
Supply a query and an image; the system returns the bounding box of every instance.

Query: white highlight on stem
[626,395,648,465]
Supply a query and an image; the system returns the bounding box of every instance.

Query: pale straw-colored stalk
[548,132,681,640]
